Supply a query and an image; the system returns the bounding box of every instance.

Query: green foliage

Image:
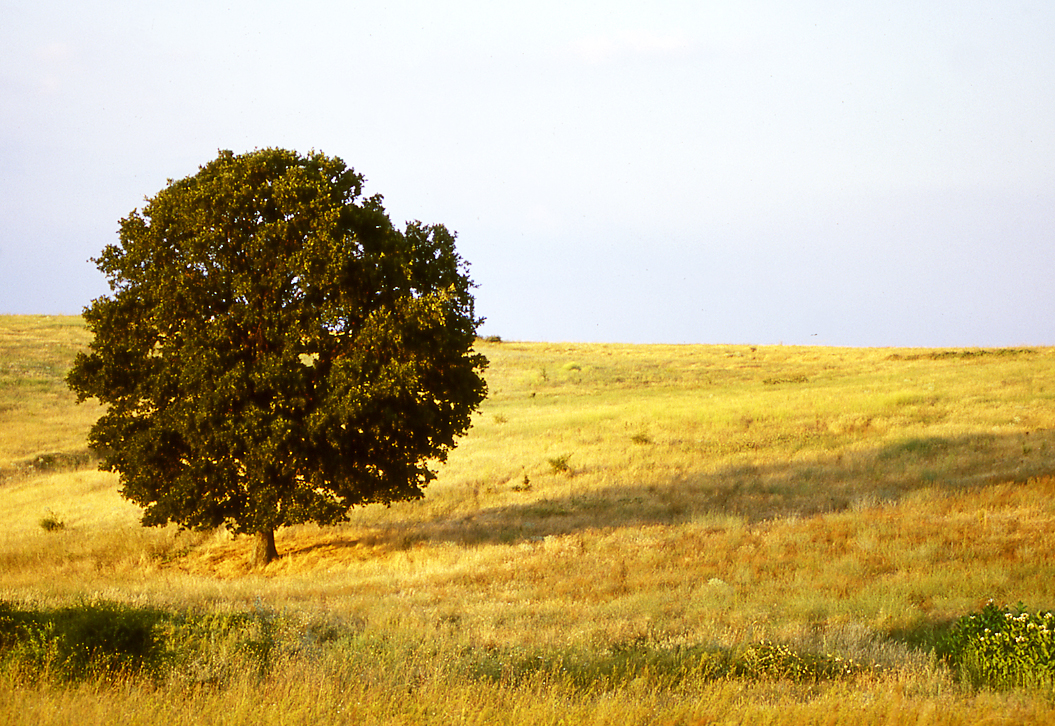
[0,600,331,686]
[939,602,1055,690]
[65,149,487,552]
[0,601,168,682]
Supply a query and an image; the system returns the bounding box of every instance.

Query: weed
[38,510,65,532]
[548,454,573,475]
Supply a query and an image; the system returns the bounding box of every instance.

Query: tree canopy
[67,148,488,564]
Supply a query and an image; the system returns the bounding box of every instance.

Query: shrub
[0,600,169,682]
[734,641,865,682]
[939,602,1055,690]
[38,511,65,532]
[548,454,572,475]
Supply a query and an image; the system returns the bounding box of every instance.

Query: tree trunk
[251,529,279,567]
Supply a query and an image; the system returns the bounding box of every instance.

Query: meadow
[3,314,1055,724]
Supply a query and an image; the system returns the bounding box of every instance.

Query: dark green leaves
[68,148,487,544]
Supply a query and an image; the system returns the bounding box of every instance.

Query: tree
[67,148,488,566]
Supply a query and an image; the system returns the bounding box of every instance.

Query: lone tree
[67,148,488,566]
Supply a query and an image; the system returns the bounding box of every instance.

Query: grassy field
[3,314,1055,723]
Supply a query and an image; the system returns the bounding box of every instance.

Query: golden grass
[3,316,1055,723]
[3,658,1055,726]
[0,315,101,470]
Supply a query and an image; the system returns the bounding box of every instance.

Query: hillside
[3,314,1055,724]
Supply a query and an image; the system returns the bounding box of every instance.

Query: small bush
[939,602,1055,690]
[38,511,65,532]
[734,641,865,682]
[548,454,572,475]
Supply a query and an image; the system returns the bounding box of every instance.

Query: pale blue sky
[3,1,1053,346]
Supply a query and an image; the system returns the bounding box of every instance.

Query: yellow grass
[3,315,1055,723]
[0,315,101,470]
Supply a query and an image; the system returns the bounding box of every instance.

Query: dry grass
[6,669,1055,726]
[0,316,101,471]
[3,316,1055,723]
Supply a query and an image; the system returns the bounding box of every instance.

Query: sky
[3,0,1053,347]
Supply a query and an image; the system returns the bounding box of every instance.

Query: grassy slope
[3,315,1055,723]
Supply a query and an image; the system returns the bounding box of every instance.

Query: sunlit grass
[3,316,1055,723]
[0,316,101,470]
